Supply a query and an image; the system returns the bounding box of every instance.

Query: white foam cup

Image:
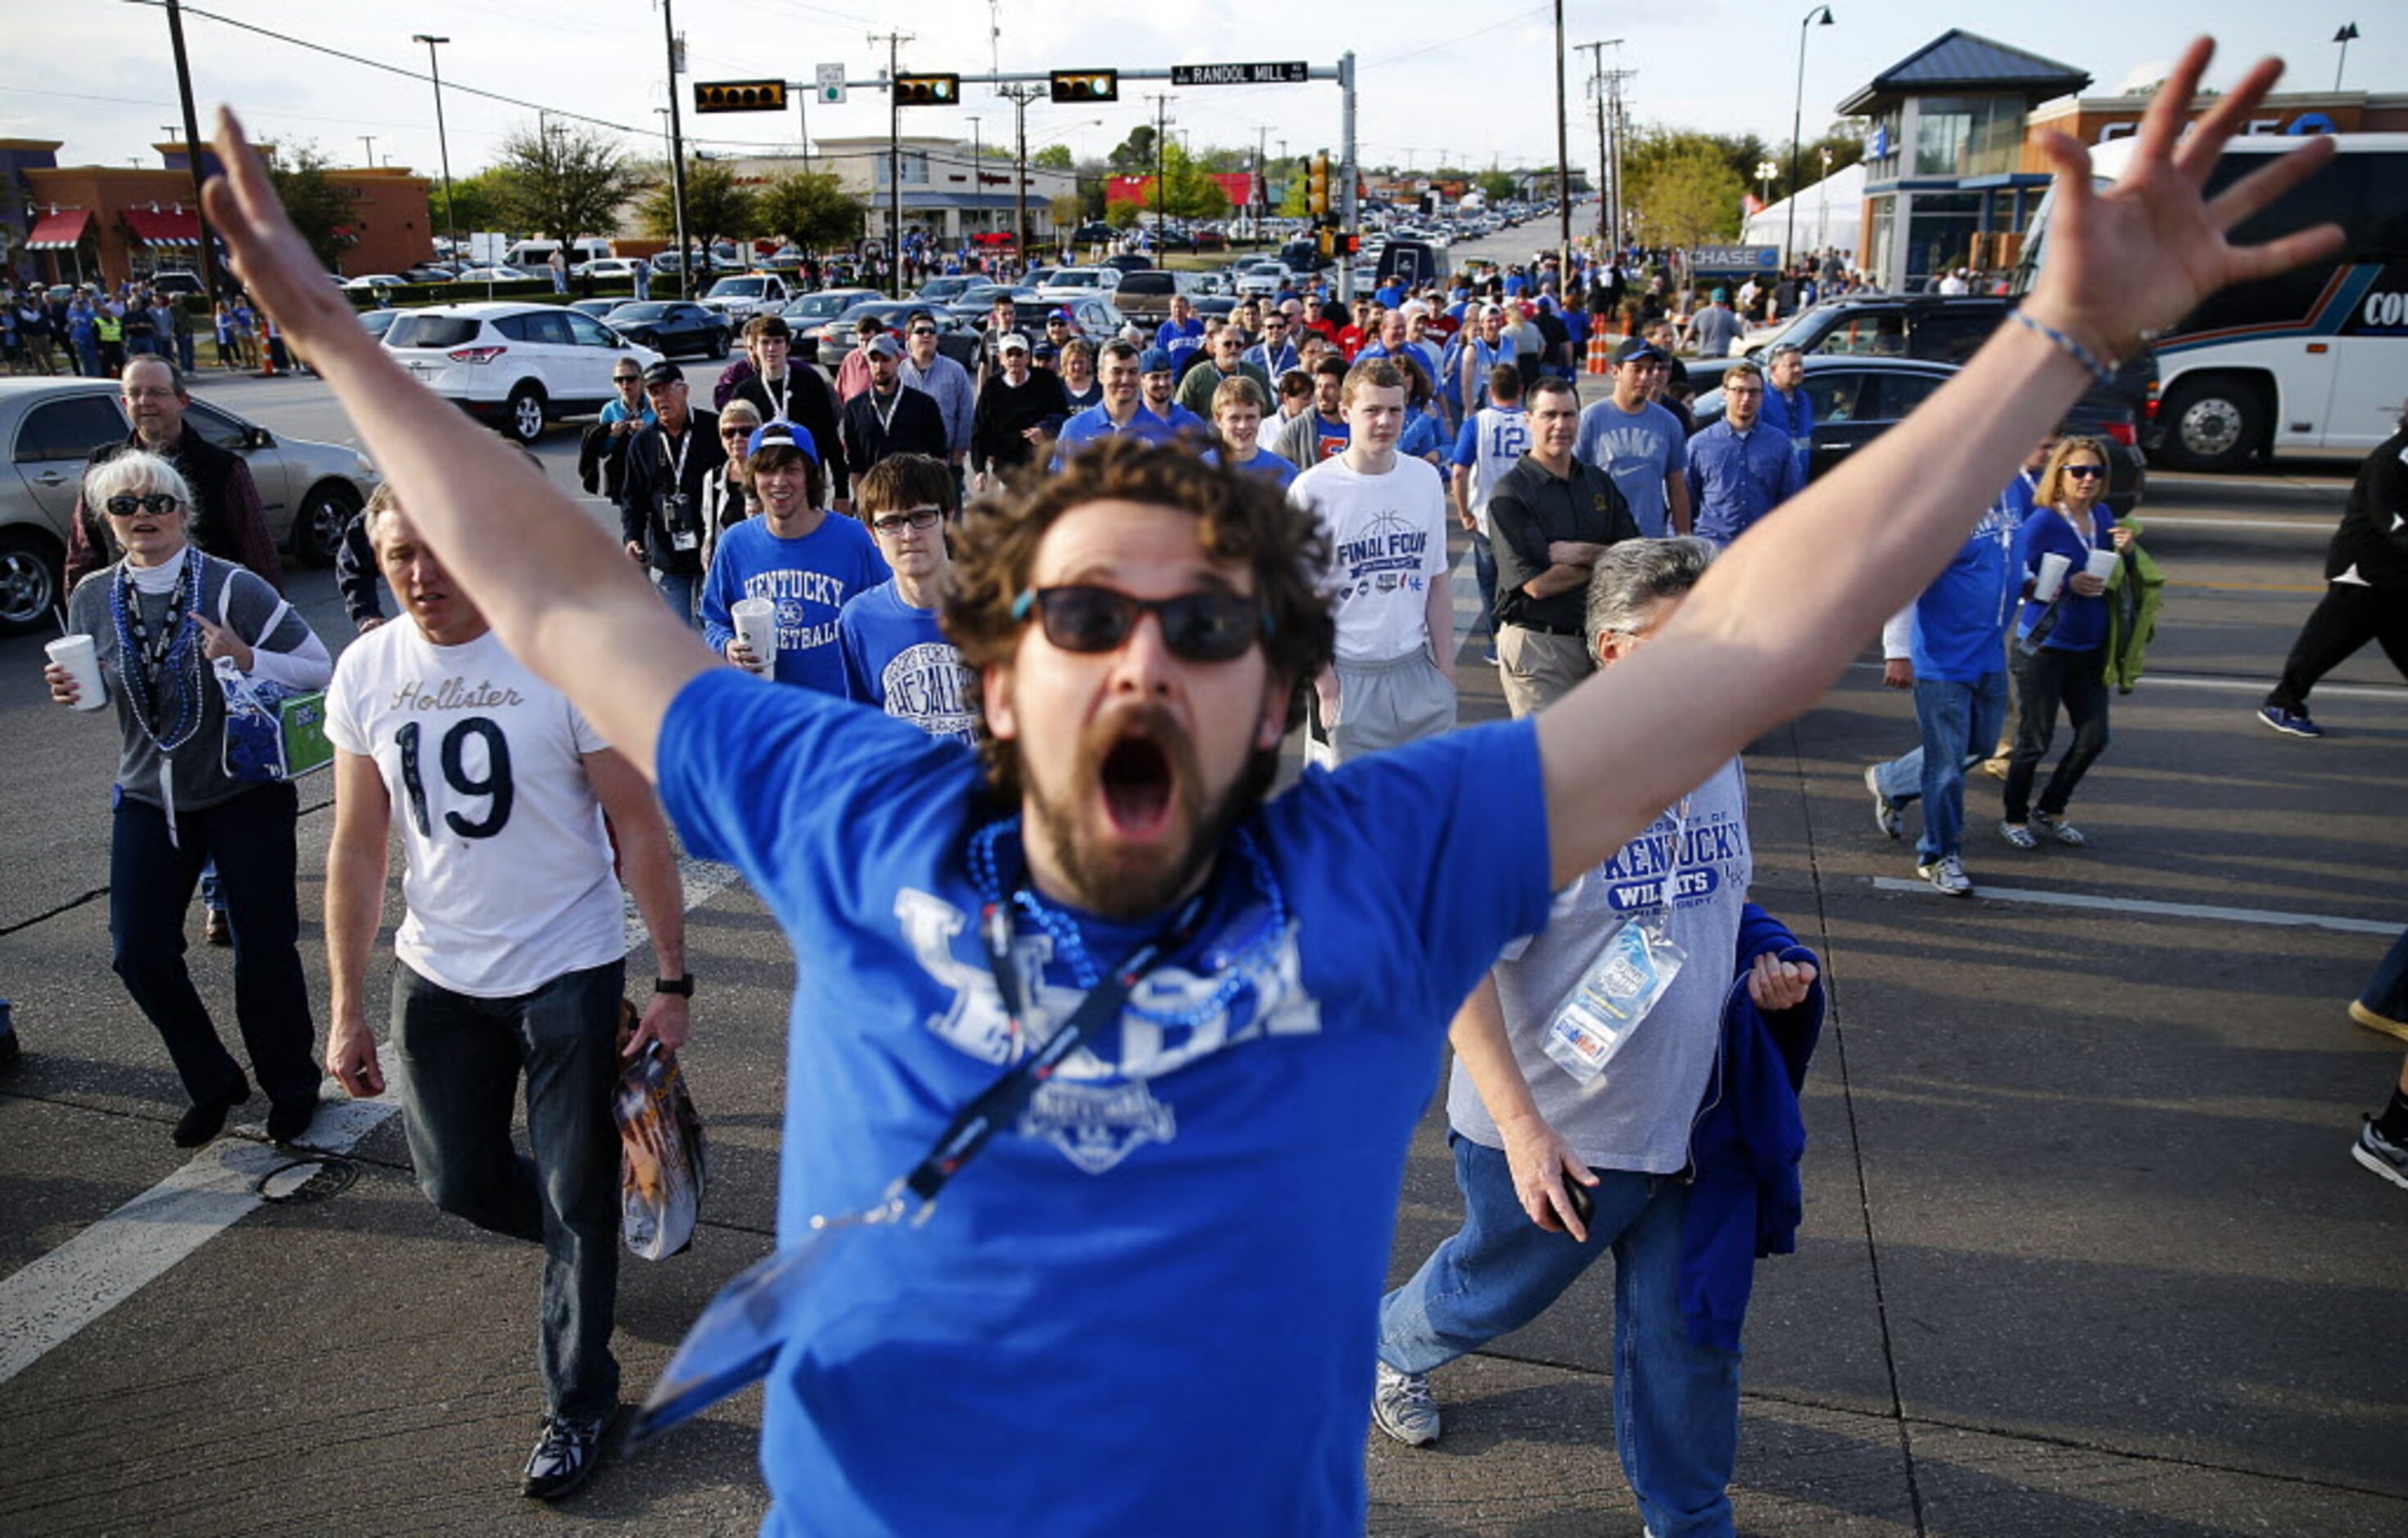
[2032,552,2071,603]
[2084,548,2120,582]
[731,598,777,675]
[45,634,106,711]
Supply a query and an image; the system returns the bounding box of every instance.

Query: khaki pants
[1308,648,1456,768]
[1497,627,1593,718]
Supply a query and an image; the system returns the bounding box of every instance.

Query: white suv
[383,302,662,443]
[1033,267,1122,302]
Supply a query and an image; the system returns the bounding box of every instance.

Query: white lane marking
[1867,877,2399,935]
[1842,661,2404,700]
[0,1094,396,1383]
[2130,516,2333,532]
[0,854,742,1385]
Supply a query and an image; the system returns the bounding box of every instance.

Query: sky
[5,1,2397,188]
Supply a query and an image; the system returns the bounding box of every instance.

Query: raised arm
[1532,41,2340,887]
[201,110,710,780]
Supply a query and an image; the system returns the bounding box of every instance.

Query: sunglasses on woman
[104,493,180,518]
[2063,465,2104,480]
[1012,586,1267,663]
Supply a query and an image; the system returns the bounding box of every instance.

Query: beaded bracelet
[2010,308,2117,387]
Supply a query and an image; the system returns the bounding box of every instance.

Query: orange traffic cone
[1585,331,1613,376]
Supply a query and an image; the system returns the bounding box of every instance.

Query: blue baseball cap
[745,421,818,464]
[1139,347,1175,374]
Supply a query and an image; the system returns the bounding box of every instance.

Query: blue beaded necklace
[107,543,206,756]
[966,815,1292,1031]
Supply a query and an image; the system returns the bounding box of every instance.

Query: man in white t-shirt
[1290,357,1458,764]
[320,486,693,1504]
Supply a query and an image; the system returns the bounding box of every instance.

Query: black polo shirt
[1487,452,1641,636]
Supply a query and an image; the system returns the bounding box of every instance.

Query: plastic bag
[614,1011,708,1261]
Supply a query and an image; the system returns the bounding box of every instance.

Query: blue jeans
[2361,929,2408,1021]
[1381,1136,1741,1538]
[1469,531,1499,640]
[392,959,626,1421]
[1872,671,2009,861]
[650,565,703,631]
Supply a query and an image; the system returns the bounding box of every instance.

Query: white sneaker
[1371,1361,1440,1446]
[1863,765,1902,839]
[1915,854,1973,897]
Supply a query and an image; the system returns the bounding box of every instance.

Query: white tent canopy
[1741,161,1865,257]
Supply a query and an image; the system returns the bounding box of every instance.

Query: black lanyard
[897,887,1206,1206]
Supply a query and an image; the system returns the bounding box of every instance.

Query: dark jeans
[2004,644,2110,824]
[2361,929,2408,1021]
[1469,531,1499,640]
[2265,583,2408,714]
[392,959,626,1421]
[109,780,319,1107]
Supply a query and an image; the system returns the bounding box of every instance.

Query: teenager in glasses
[838,454,976,744]
[196,43,2341,1529]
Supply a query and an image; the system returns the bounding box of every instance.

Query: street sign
[1170,61,1310,87]
[815,62,846,105]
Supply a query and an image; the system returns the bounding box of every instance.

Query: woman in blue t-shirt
[2002,437,2133,849]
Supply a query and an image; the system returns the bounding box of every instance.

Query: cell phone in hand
[1564,1178,1594,1232]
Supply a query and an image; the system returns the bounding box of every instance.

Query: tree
[1048,193,1084,233]
[636,158,757,250]
[1157,140,1229,222]
[1279,170,1308,219]
[496,121,639,242]
[1107,124,1156,172]
[1478,170,1517,205]
[432,167,510,239]
[1033,143,1074,171]
[262,141,358,269]
[756,170,862,251]
[1627,141,1744,248]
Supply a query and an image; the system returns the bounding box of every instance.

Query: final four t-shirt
[656,668,1554,1537]
[1288,455,1452,664]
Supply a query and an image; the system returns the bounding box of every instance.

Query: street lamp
[1786,6,1835,268]
[2333,23,2360,93]
[1755,159,1779,216]
[412,34,459,269]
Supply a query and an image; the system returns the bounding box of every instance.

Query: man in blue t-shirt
[1575,337,1691,536]
[210,54,2285,1531]
[1153,292,1206,370]
[700,423,890,693]
[1051,340,1175,468]
[1139,347,1211,438]
[838,454,977,744]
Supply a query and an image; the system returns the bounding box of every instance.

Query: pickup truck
[698,273,795,322]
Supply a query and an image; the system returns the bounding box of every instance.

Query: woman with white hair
[44,449,333,1147]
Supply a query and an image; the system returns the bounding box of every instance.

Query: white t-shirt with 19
[325,623,626,998]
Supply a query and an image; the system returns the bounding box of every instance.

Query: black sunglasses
[1012,586,1267,663]
[2063,464,2105,480]
[104,492,179,518]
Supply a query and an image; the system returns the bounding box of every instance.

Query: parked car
[568,298,625,322]
[452,265,532,283]
[699,273,795,322]
[360,309,403,344]
[1,378,384,631]
[342,274,407,293]
[790,301,979,370]
[1111,269,1189,325]
[572,257,649,282]
[913,275,980,305]
[602,301,731,360]
[1070,222,1118,245]
[147,270,206,299]
[382,301,663,444]
[1034,267,1121,302]
[1098,254,1153,274]
[779,287,887,362]
[404,262,459,284]
[1689,355,2146,517]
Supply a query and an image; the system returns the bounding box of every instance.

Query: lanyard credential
[631,853,1206,1448]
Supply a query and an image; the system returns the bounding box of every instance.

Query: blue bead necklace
[108,543,206,756]
[966,816,1291,1031]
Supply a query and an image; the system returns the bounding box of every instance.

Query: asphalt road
[2,300,2402,1535]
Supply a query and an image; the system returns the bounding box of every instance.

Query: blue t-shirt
[1202,446,1299,491]
[656,672,1553,1537]
[1574,397,1689,536]
[1155,316,1206,367]
[2015,501,2118,654]
[1149,399,1211,438]
[700,513,890,694]
[1052,402,1175,468]
[837,579,980,744]
[1911,489,2020,682]
[1398,410,1446,462]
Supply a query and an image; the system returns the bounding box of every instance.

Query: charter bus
[2015,133,2408,472]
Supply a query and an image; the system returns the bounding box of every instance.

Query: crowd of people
[20,43,2404,1534]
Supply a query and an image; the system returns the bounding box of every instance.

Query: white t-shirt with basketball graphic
[1289,454,1451,664]
[326,622,625,998]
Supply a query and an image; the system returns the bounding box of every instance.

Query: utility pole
[871,30,914,296]
[1552,0,1572,283]
[659,1,691,296]
[359,135,378,169]
[1606,66,1633,250]
[1146,93,1173,256]
[161,0,220,297]
[999,82,1042,267]
[1574,42,1610,245]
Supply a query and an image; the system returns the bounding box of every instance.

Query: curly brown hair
[943,437,1335,803]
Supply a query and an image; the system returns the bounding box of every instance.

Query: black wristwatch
[653,974,695,997]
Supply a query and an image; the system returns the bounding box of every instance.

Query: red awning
[123,206,202,247]
[25,208,93,250]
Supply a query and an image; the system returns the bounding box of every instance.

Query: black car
[792,301,979,370]
[1099,253,1154,274]
[1690,355,2146,517]
[600,301,730,360]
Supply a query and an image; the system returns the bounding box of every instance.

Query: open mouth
[1100,735,1175,838]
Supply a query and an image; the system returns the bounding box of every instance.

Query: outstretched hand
[2021,39,2345,365]
[201,109,359,357]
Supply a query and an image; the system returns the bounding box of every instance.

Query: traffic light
[1050,70,1119,104]
[1316,227,1334,258]
[694,79,788,114]
[894,74,961,108]
[1308,153,1330,217]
